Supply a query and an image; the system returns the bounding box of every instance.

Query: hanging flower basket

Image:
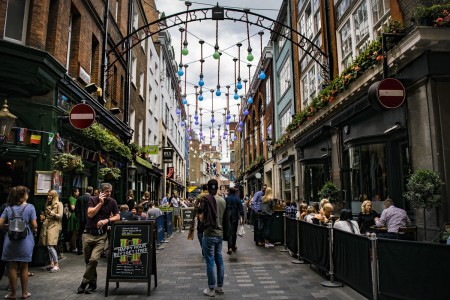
[52,153,84,173]
[99,167,121,181]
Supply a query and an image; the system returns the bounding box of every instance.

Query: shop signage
[69,103,96,129]
[377,78,405,109]
[136,156,153,169]
[147,145,158,155]
[162,147,173,162]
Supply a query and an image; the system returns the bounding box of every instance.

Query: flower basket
[99,167,121,181]
[52,153,84,173]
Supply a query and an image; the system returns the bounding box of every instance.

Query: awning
[187,186,198,192]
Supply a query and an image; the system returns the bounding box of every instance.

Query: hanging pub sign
[162,147,173,162]
[166,167,174,179]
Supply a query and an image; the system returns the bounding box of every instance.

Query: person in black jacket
[75,186,93,255]
[225,187,244,255]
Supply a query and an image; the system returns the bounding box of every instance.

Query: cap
[207,179,218,191]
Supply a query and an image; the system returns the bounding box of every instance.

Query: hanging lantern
[216,88,221,97]
[211,117,215,123]
[195,121,199,125]
[244,109,249,115]
[239,121,243,127]
[237,80,242,90]
[182,41,189,56]
[177,65,184,76]
[181,120,185,127]
[176,107,181,115]
[194,114,198,120]
[238,127,242,133]
[198,94,204,101]
[226,120,230,125]
[226,114,231,120]
[234,93,239,100]
[259,70,266,80]
[247,97,253,105]
[182,97,187,105]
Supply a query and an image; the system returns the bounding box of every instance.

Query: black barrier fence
[284,221,449,300]
[270,211,284,245]
[285,217,297,254]
[333,229,373,299]
[378,239,448,300]
[298,221,329,272]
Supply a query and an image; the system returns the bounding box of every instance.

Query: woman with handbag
[0,186,37,300]
[39,189,63,272]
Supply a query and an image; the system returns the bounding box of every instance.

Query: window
[337,0,390,72]
[301,63,321,106]
[115,1,119,21]
[340,20,352,68]
[138,119,143,146]
[278,26,287,50]
[132,6,138,30]
[279,59,291,97]
[280,106,292,134]
[139,72,144,97]
[130,110,136,135]
[4,0,30,44]
[265,76,271,105]
[131,53,137,85]
[91,36,99,81]
[66,15,72,69]
[353,2,369,45]
[371,0,389,25]
[67,10,81,75]
[336,0,350,21]
[165,105,169,126]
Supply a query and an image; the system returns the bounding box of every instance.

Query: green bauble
[213,51,220,59]
[182,48,189,56]
[247,53,254,61]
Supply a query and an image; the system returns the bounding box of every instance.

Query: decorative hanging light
[215,52,221,96]
[238,126,243,133]
[213,20,220,59]
[244,108,249,115]
[181,2,191,55]
[176,107,181,115]
[245,13,254,61]
[199,40,205,86]
[236,42,243,89]
[258,31,266,80]
[210,89,215,123]
[247,96,253,105]
[178,28,185,76]
[183,64,189,104]
[181,120,185,127]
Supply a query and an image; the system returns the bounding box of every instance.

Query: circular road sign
[69,103,96,129]
[377,78,406,109]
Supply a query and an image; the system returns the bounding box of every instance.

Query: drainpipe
[124,0,133,125]
[100,0,109,106]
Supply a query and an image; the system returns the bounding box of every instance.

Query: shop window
[349,143,387,213]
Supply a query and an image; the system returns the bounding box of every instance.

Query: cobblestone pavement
[2,227,366,299]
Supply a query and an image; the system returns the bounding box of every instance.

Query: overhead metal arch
[106,3,330,81]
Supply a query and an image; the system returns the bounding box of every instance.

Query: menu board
[181,208,194,229]
[105,221,157,297]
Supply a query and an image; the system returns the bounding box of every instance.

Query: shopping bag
[238,224,245,237]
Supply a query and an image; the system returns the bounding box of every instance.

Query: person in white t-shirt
[334,209,360,234]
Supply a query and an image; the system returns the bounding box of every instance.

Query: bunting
[30,134,42,144]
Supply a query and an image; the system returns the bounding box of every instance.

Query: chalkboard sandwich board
[181,208,194,229]
[105,221,157,296]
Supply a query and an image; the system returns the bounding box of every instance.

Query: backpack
[8,204,28,240]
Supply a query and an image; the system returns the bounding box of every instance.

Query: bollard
[370,233,379,300]
[280,214,289,252]
[321,222,342,287]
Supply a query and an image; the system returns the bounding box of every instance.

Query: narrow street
[17,228,364,300]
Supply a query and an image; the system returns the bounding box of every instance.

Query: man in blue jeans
[198,179,226,297]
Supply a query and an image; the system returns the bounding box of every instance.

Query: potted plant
[52,153,84,173]
[413,3,450,27]
[319,181,341,203]
[99,167,121,181]
[404,169,443,241]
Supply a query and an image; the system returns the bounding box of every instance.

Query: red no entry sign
[69,103,96,129]
[377,78,405,109]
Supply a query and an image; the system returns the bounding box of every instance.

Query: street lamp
[128,161,137,178]
[0,100,17,145]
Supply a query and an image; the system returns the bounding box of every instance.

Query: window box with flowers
[99,167,121,181]
[52,153,85,173]
[414,3,450,27]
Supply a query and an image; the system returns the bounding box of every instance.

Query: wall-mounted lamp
[128,161,137,178]
[0,100,17,145]
[110,107,122,115]
[384,122,401,134]
[85,83,99,94]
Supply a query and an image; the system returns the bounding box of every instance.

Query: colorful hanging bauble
[238,127,242,133]
[239,121,244,127]
[259,70,266,80]
[237,81,243,90]
[244,109,249,115]
[178,65,184,76]
[247,97,253,105]
[176,107,181,115]
[234,93,239,100]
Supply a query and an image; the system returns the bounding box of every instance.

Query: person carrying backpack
[0,186,37,300]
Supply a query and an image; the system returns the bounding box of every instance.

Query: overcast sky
[153,0,282,158]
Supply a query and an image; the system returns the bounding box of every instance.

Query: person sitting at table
[304,206,316,223]
[296,203,308,220]
[375,198,411,239]
[334,209,360,234]
[313,203,333,225]
[357,200,380,234]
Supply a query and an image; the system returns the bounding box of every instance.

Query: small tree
[319,181,341,203]
[404,169,443,241]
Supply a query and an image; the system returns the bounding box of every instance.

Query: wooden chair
[398,225,417,241]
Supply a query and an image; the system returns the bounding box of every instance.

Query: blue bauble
[199,79,204,86]
[234,93,239,100]
[237,81,243,90]
[182,98,187,105]
[199,94,204,101]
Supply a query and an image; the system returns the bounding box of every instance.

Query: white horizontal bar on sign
[379,90,404,97]
[71,113,94,119]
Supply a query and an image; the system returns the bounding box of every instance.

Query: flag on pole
[48,133,55,145]
[17,128,27,142]
[30,134,41,144]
